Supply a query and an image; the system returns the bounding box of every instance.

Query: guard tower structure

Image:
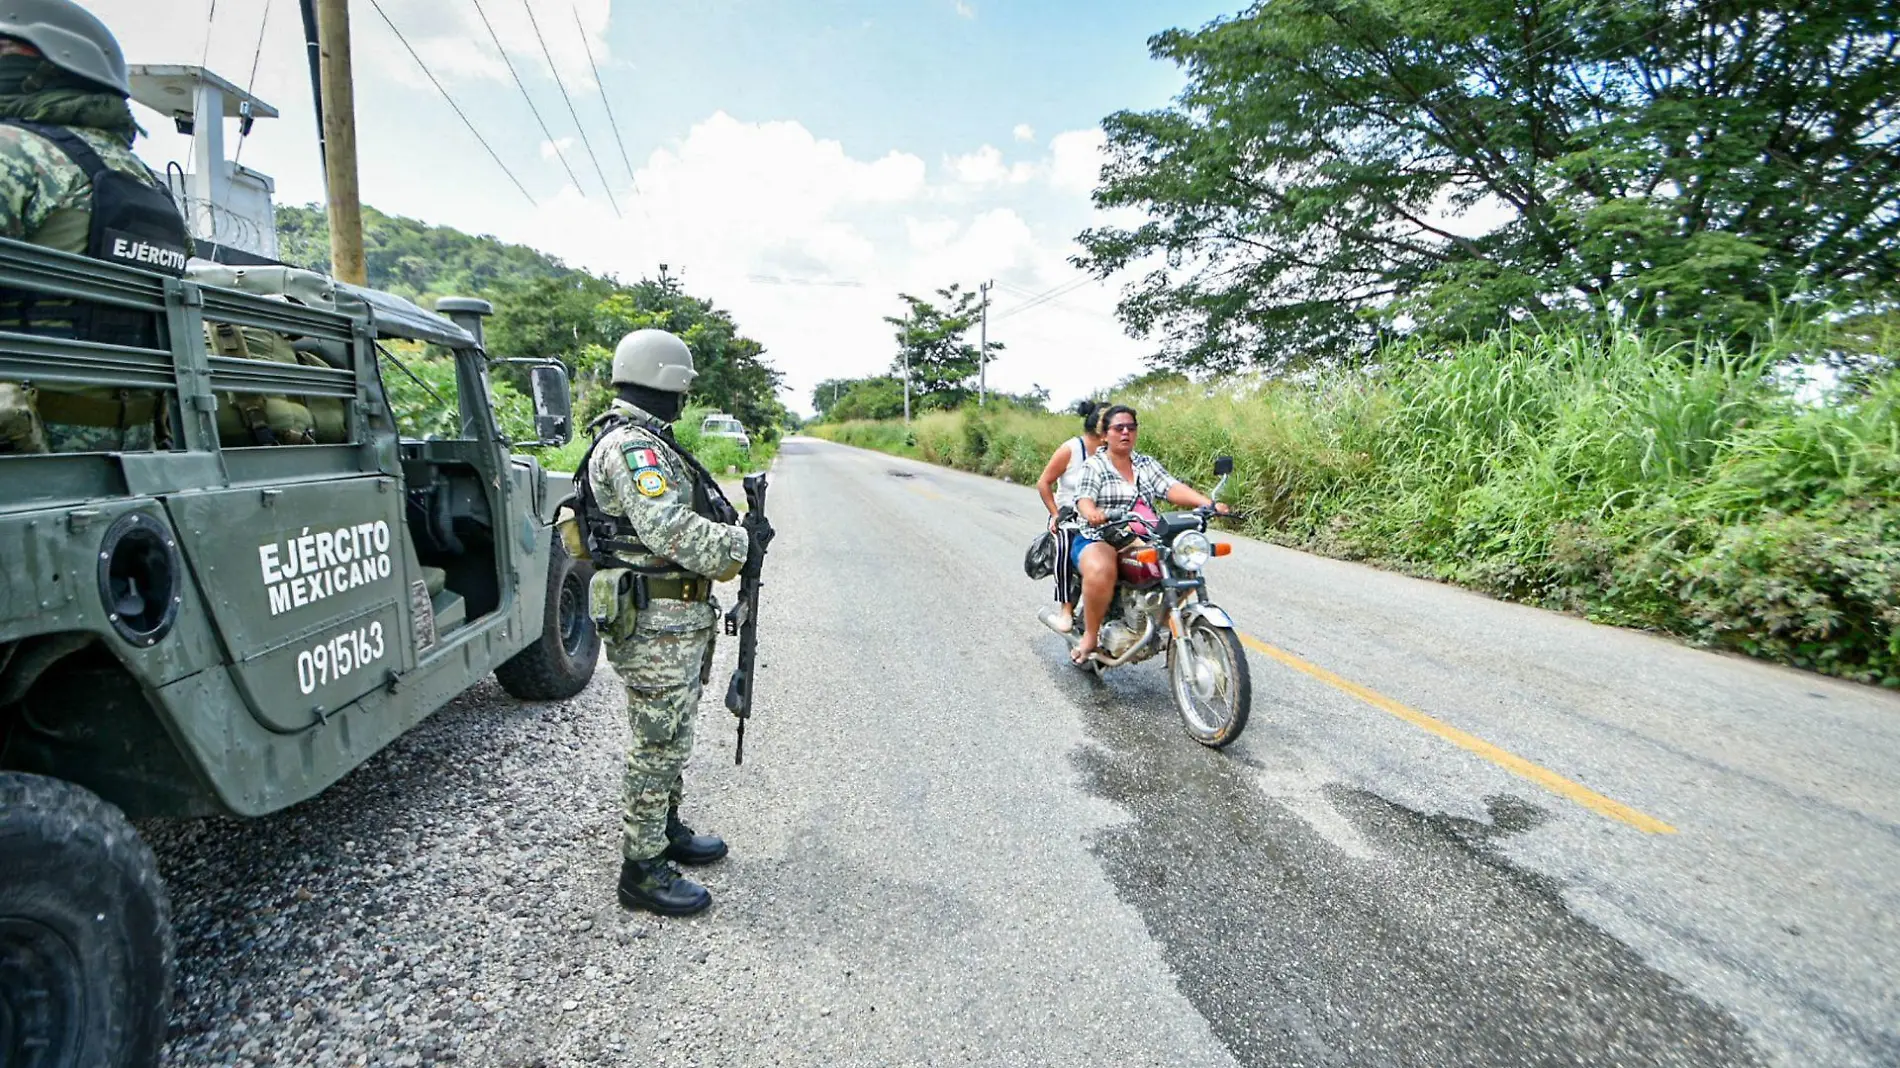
[128,64,282,264]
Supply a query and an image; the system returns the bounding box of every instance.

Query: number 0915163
[297,621,387,695]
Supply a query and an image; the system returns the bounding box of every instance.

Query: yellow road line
[1236,632,1678,835]
[904,483,944,501]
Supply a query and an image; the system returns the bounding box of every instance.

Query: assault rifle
[723,473,769,765]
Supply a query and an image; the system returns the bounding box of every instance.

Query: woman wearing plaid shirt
[1070,404,1230,664]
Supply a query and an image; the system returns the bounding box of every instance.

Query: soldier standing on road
[579,329,770,917]
[0,0,190,454]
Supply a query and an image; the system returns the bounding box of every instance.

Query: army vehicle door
[163,266,412,732]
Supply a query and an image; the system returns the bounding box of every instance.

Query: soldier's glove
[746,514,776,554]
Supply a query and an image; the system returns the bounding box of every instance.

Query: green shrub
[812,325,1899,684]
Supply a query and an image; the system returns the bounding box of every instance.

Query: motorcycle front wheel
[1168,616,1251,748]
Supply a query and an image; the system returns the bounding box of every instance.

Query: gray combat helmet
[0,0,130,96]
[611,328,697,393]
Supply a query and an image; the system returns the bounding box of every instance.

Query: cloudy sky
[96,0,1236,414]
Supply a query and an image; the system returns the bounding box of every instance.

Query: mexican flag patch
[622,444,661,470]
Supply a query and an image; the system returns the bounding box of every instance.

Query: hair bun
[1074,399,1099,418]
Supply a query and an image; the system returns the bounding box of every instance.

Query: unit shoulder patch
[634,468,669,498]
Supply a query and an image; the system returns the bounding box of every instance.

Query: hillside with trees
[275,205,787,437]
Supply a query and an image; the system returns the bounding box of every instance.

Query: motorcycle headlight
[1171,531,1212,571]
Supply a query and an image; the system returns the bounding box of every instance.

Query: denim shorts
[1069,533,1102,570]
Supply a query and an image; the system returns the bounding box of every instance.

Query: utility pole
[978,279,992,408]
[903,351,911,423]
[315,0,366,286]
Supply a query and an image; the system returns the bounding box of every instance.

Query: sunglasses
[1106,422,1138,433]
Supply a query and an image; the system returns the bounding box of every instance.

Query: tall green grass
[812,327,1900,685]
[810,419,921,458]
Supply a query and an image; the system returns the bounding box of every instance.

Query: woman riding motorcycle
[1035,399,1106,632]
[1070,404,1229,664]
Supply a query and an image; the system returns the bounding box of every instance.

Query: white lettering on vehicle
[257,522,393,615]
[295,621,388,695]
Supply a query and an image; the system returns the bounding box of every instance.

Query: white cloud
[493,114,1151,413]
[1048,128,1108,196]
[949,145,1039,189]
[539,138,576,160]
[951,145,1007,185]
[906,218,961,252]
[85,0,1154,415]
[953,1,977,18]
[1013,124,1036,143]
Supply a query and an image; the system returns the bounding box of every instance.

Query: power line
[572,7,656,231]
[232,0,273,165]
[471,0,586,196]
[366,0,537,206]
[998,279,1088,313]
[574,8,636,188]
[990,276,1096,323]
[522,0,620,217]
[995,279,1118,323]
[187,0,218,170]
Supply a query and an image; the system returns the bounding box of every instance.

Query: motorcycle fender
[1180,603,1235,630]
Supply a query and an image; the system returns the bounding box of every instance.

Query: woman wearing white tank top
[1035,400,1107,632]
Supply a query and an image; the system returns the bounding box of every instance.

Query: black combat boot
[664,806,729,865]
[617,856,712,916]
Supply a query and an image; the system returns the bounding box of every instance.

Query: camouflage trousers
[606,624,715,862]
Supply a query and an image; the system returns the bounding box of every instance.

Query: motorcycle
[1041,456,1251,748]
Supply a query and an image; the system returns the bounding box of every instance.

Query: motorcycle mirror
[1213,455,1234,476]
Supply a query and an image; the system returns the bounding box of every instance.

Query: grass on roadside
[810,326,1900,686]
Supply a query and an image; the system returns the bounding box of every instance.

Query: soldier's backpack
[185,263,349,446]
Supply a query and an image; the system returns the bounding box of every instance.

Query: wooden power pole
[978,279,993,408]
[315,0,365,286]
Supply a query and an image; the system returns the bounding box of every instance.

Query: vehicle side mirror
[530,363,572,445]
[1213,455,1234,476]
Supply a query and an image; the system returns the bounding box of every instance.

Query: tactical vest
[569,409,738,573]
[0,120,189,347]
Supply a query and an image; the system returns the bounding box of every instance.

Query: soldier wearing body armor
[0,0,189,454]
[575,328,769,917]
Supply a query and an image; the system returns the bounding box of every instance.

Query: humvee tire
[494,536,600,700]
[0,772,173,1068]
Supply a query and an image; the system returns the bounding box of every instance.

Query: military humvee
[0,236,600,1066]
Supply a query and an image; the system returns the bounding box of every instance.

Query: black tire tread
[0,771,174,1068]
[495,535,601,701]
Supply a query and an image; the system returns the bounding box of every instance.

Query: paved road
[736,436,1900,1067]
[155,435,1900,1067]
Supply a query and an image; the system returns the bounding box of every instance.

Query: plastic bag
[1024,530,1056,580]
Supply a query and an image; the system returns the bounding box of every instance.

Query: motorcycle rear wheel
[1168,617,1251,748]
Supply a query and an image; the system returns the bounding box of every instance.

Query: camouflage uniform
[0,117,178,452]
[587,399,749,862]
